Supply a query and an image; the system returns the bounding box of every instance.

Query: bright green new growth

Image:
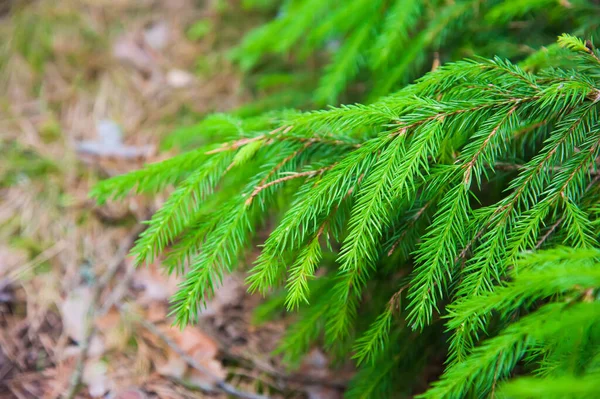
[92,35,600,397]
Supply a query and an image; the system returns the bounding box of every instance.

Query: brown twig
[511,120,547,141]
[245,165,335,206]
[208,126,360,157]
[535,174,600,248]
[395,97,531,132]
[388,283,410,311]
[62,225,143,399]
[256,141,313,188]
[456,227,488,266]
[463,106,518,185]
[584,40,600,66]
[535,216,565,249]
[205,126,291,155]
[388,202,432,256]
[121,305,270,399]
[431,52,440,72]
[282,134,361,149]
[494,162,600,175]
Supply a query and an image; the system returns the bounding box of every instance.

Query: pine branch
[93,33,600,399]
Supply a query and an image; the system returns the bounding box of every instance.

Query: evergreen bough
[232,0,600,107]
[93,35,600,398]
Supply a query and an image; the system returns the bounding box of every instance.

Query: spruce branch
[92,34,600,399]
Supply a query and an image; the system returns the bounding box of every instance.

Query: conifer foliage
[93,35,600,398]
[233,0,600,107]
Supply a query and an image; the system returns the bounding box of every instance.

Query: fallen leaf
[96,307,130,351]
[60,286,91,342]
[95,307,121,330]
[76,119,155,159]
[187,359,225,388]
[134,263,180,303]
[144,21,170,50]
[155,350,187,379]
[83,358,114,398]
[114,388,147,399]
[154,325,225,388]
[113,35,154,73]
[165,327,219,360]
[166,69,194,88]
[145,302,168,322]
[200,275,244,317]
[60,287,105,357]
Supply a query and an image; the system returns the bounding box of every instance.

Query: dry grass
[0,1,334,398]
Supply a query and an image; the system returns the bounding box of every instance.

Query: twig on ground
[8,241,67,283]
[62,298,96,399]
[220,350,347,390]
[197,321,347,390]
[98,256,136,316]
[120,304,270,399]
[62,226,143,399]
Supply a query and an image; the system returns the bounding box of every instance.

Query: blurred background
[0,1,346,398]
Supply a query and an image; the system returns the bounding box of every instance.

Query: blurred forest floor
[0,1,347,398]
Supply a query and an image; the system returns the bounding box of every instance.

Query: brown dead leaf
[95,307,121,330]
[299,349,345,399]
[113,34,155,74]
[145,301,168,322]
[187,358,225,389]
[83,358,114,397]
[47,360,76,398]
[96,307,131,351]
[156,350,187,379]
[144,21,170,51]
[114,388,147,399]
[154,325,225,388]
[165,326,219,360]
[60,287,92,343]
[60,286,105,357]
[200,275,244,317]
[134,263,180,303]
